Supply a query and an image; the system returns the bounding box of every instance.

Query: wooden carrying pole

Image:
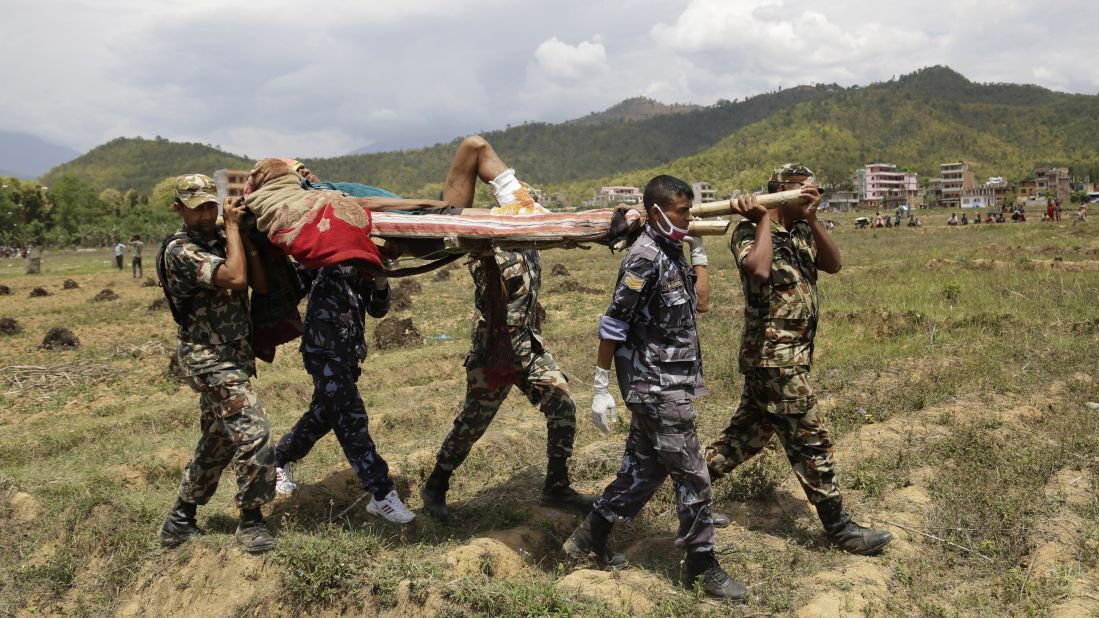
[690,189,809,219]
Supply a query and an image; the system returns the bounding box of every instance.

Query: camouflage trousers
[178,367,275,510]
[593,401,715,554]
[275,370,393,499]
[705,366,840,505]
[435,347,576,472]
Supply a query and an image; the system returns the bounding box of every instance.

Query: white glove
[684,234,708,267]
[591,366,618,435]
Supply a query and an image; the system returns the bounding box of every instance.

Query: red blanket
[247,175,384,269]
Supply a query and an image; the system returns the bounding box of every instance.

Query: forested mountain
[40,137,252,194]
[545,66,1099,205]
[37,66,1099,203]
[566,97,702,125]
[39,84,842,195]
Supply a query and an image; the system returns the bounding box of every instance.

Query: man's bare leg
[441,136,509,208]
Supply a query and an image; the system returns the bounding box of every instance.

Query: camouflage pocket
[499,254,530,298]
[654,432,687,454]
[774,367,817,415]
[763,318,810,343]
[660,288,692,325]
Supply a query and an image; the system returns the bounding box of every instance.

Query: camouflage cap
[772,163,816,184]
[174,173,219,209]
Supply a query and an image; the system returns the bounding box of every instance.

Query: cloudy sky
[2,0,1097,158]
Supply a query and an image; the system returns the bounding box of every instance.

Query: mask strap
[652,204,688,237]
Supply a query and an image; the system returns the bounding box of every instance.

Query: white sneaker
[275,464,297,496]
[367,490,416,524]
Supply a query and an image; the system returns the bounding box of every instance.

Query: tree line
[0,174,181,248]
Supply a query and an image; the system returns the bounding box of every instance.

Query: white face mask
[651,204,689,242]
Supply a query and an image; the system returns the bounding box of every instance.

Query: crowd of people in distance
[854,212,921,228]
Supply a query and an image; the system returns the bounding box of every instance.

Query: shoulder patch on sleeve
[623,271,645,291]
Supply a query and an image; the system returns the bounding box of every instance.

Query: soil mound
[0,284,10,295]
[148,298,167,311]
[62,279,80,289]
[397,279,422,295]
[550,263,570,277]
[142,277,158,287]
[92,289,120,302]
[557,278,598,294]
[29,287,50,297]
[374,317,422,349]
[390,285,414,311]
[433,268,451,281]
[0,317,21,335]
[40,327,80,350]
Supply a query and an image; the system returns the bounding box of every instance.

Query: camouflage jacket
[468,249,542,354]
[162,225,254,377]
[299,265,390,375]
[731,218,819,371]
[599,227,706,403]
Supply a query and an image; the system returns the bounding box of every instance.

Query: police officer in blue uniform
[562,175,746,601]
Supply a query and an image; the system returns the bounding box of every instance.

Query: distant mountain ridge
[0,131,81,180]
[565,97,702,125]
[41,137,252,193]
[36,66,1099,201]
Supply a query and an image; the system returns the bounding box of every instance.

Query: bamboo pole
[690,189,809,219]
[686,220,731,235]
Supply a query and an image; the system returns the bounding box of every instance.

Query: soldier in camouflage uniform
[706,163,893,555]
[419,247,597,520]
[157,174,278,553]
[563,175,746,602]
[271,263,416,523]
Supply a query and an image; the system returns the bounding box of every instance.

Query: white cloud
[1,0,1098,159]
[533,37,608,80]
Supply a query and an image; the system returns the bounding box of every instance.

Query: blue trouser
[275,368,393,499]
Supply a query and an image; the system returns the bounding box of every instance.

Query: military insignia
[662,280,683,291]
[623,271,645,291]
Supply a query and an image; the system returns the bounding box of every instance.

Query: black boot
[235,508,277,554]
[539,458,597,512]
[682,551,748,602]
[562,511,628,570]
[159,499,203,547]
[420,467,451,522]
[816,498,893,555]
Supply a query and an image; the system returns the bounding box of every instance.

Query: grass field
[1,212,1098,617]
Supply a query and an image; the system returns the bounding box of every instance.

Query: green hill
[39,85,841,195]
[40,137,253,193]
[566,96,702,125]
[38,66,1099,202]
[546,67,1099,205]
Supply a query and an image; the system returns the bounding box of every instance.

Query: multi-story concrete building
[690,182,716,205]
[939,162,977,208]
[591,185,643,207]
[825,190,858,211]
[213,169,250,203]
[856,163,918,207]
[1018,167,1071,206]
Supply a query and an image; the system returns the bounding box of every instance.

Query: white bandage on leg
[489,168,548,215]
[489,168,523,207]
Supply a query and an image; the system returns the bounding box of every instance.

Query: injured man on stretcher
[240,136,642,273]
